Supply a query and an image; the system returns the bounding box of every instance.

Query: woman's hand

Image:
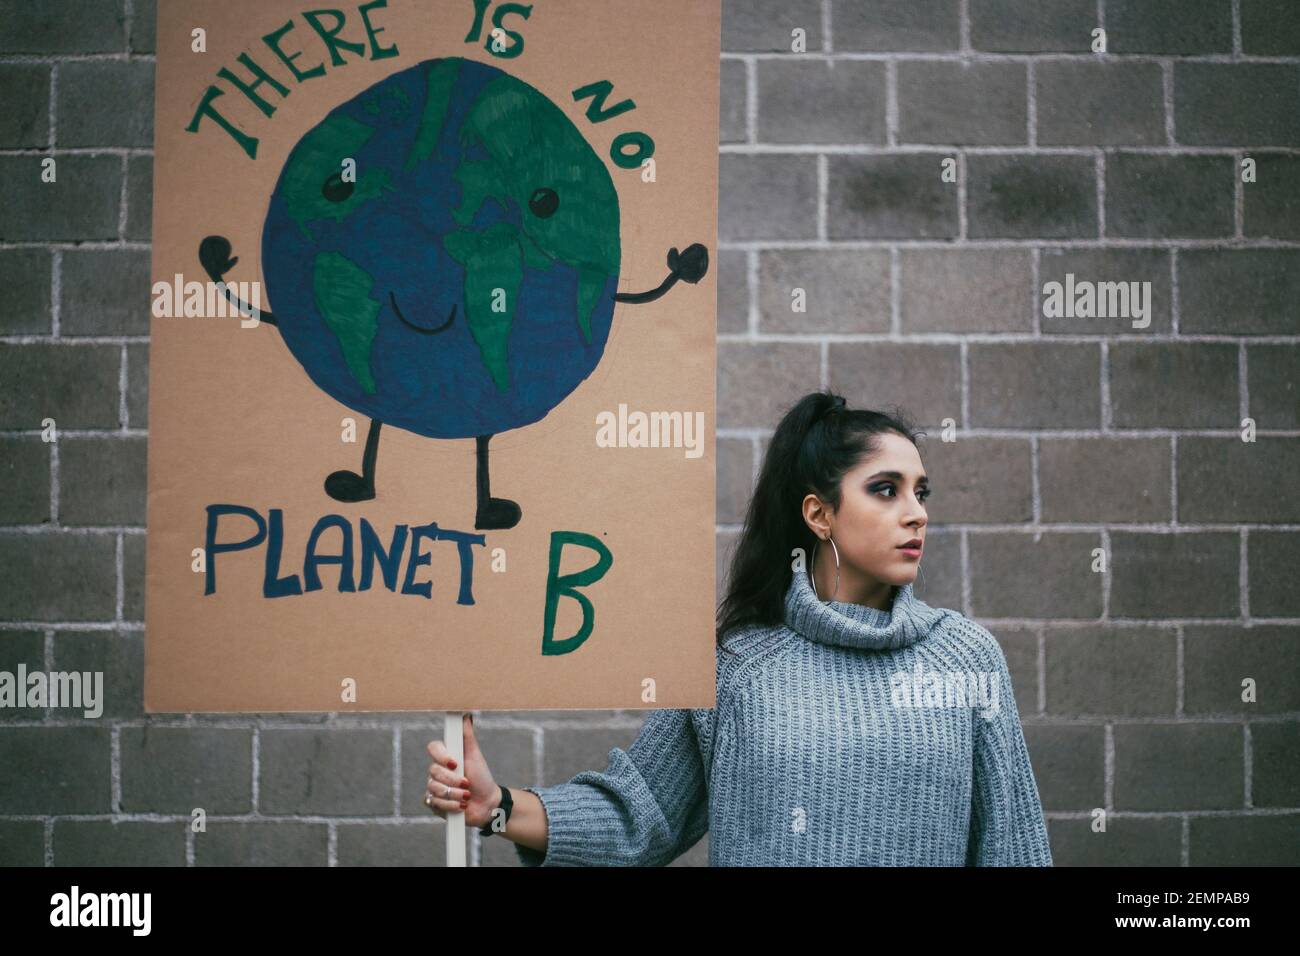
[425,713,500,830]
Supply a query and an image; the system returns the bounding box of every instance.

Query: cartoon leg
[326,419,382,503]
[475,434,521,530]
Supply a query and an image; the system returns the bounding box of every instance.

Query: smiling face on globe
[261,56,622,440]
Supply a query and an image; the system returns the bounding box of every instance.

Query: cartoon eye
[322,172,354,203]
[529,187,559,218]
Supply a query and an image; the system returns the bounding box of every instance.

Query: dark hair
[714,390,923,651]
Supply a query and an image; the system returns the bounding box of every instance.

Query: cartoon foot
[474,434,520,529]
[475,496,521,530]
[324,419,382,503]
[325,469,376,502]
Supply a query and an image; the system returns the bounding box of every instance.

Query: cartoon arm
[198,235,278,327]
[614,244,709,304]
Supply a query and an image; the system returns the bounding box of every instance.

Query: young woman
[424,390,1053,866]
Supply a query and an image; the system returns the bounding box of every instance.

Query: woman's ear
[801,492,831,540]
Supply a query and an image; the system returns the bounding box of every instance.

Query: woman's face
[803,431,929,606]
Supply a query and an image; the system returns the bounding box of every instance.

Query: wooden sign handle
[443,711,466,866]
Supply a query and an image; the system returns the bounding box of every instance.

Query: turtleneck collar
[782,566,946,651]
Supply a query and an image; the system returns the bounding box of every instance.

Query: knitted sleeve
[966,631,1054,867]
[512,706,712,867]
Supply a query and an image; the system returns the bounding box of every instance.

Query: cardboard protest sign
[144,0,720,712]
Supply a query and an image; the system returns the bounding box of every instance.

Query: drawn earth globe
[261,56,622,439]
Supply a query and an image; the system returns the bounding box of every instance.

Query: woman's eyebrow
[867,470,929,483]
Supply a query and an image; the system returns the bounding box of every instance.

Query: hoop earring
[809,533,840,603]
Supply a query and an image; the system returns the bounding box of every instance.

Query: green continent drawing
[312,251,380,394]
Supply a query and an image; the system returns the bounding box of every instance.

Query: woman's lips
[897,542,922,558]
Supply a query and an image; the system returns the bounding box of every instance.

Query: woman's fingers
[424,774,468,806]
[426,773,470,802]
[424,738,469,814]
[425,766,471,818]
[425,739,458,770]
[424,791,464,816]
[428,761,471,791]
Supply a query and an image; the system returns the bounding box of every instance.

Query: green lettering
[571,80,635,124]
[216,51,291,117]
[185,84,259,159]
[358,0,399,59]
[302,8,367,66]
[262,20,327,82]
[541,530,613,656]
[464,0,491,42]
[486,2,531,59]
[611,130,654,170]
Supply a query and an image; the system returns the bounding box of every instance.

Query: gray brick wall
[1,0,1297,868]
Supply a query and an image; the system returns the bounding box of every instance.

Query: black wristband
[479,785,513,836]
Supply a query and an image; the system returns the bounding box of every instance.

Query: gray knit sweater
[514,567,1053,866]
